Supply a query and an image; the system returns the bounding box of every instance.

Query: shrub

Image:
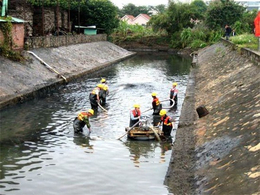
[230,34,258,50]
[190,39,207,49]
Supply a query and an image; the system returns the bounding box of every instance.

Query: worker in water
[73,109,94,134]
[151,92,162,126]
[99,78,109,105]
[129,104,141,127]
[159,109,173,137]
[89,84,103,110]
[169,82,178,109]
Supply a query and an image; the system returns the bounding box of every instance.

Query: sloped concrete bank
[165,42,260,194]
[0,41,135,109]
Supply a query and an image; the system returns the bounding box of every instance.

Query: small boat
[126,126,163,141]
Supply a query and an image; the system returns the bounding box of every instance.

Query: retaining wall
[25,34,107,49]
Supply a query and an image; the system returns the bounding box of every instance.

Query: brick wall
[8,1,69,36]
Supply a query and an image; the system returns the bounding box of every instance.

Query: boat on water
[125,126,163,141]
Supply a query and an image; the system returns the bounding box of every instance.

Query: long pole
[117,121,140,140]
[27,51,67,83]
[97,101,108,112]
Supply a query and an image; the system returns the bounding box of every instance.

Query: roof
[121,14,151,24]
[135,14,151,20]
[121,15,135,21]
[0,16,26,23]
[75,25,97,29]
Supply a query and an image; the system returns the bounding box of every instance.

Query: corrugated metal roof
[75,25,96,29]
[0,16,26,23]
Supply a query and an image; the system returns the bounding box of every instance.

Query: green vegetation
[230,34,258,50]
[0,17,24,61]
[110,0,258,51]
[1,0,259,62]
[110,21,168,46]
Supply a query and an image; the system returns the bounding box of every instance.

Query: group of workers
[73,79,179,138]
[73,78,109,134]
[129,82,178,137]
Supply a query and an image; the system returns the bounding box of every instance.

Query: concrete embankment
[0,41,135,109]
[165,42,260,194]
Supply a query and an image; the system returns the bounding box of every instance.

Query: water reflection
[73,135,94,153]
[122,140,172,167]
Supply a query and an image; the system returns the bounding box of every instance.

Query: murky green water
[0,53,191,195]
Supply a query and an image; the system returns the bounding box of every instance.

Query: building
[0,17,26,50]
[121,14,151,26]
[121,15,135,25]
[203,0,260,11]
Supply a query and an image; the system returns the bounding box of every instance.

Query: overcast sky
[110,0,169,8]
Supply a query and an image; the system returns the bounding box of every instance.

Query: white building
[121,14,151,26]
[179,0,259,10]
[205,0,260,11]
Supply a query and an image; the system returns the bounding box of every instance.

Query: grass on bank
[110,21,259,51]
[230,34,258,50]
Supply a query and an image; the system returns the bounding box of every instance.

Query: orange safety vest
[78,112,88,121]
[161,116,172,126]
[102,83,109,91]
[91,87,100,95]
[132,109,141,117]
[152,97,160,106]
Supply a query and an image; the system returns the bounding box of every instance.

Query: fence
[25,34,107,49]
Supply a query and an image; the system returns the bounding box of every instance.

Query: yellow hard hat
[159,109,167,116]
[97,84,103,89]
[88,109,94,115]
[172,82,178,86]
[101,78,106,83]
[151,92,157,97]
[133,104,140,108]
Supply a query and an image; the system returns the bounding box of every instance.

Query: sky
[110,0,169,8]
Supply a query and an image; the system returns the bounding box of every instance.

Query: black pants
[99,90,107,105]
[153,115,161,126]
[73,118,85,133]
[162,125,172,137]
[89,94,98,110]
[170,96,178,108]
[129,119,139,127]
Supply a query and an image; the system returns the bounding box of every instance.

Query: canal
[0,53,191,195]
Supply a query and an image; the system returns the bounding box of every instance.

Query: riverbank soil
[165,42,260,194]
[0,41,134,109]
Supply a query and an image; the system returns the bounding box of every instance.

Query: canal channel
[0,53,191,195]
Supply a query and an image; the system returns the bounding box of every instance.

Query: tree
[205,0,245,30]
[190,0,207,18]
[81,0,119,34]
[165,2,197,34]
[152,4,166,14]
[120,3,149,17]
[148,13,169,33]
